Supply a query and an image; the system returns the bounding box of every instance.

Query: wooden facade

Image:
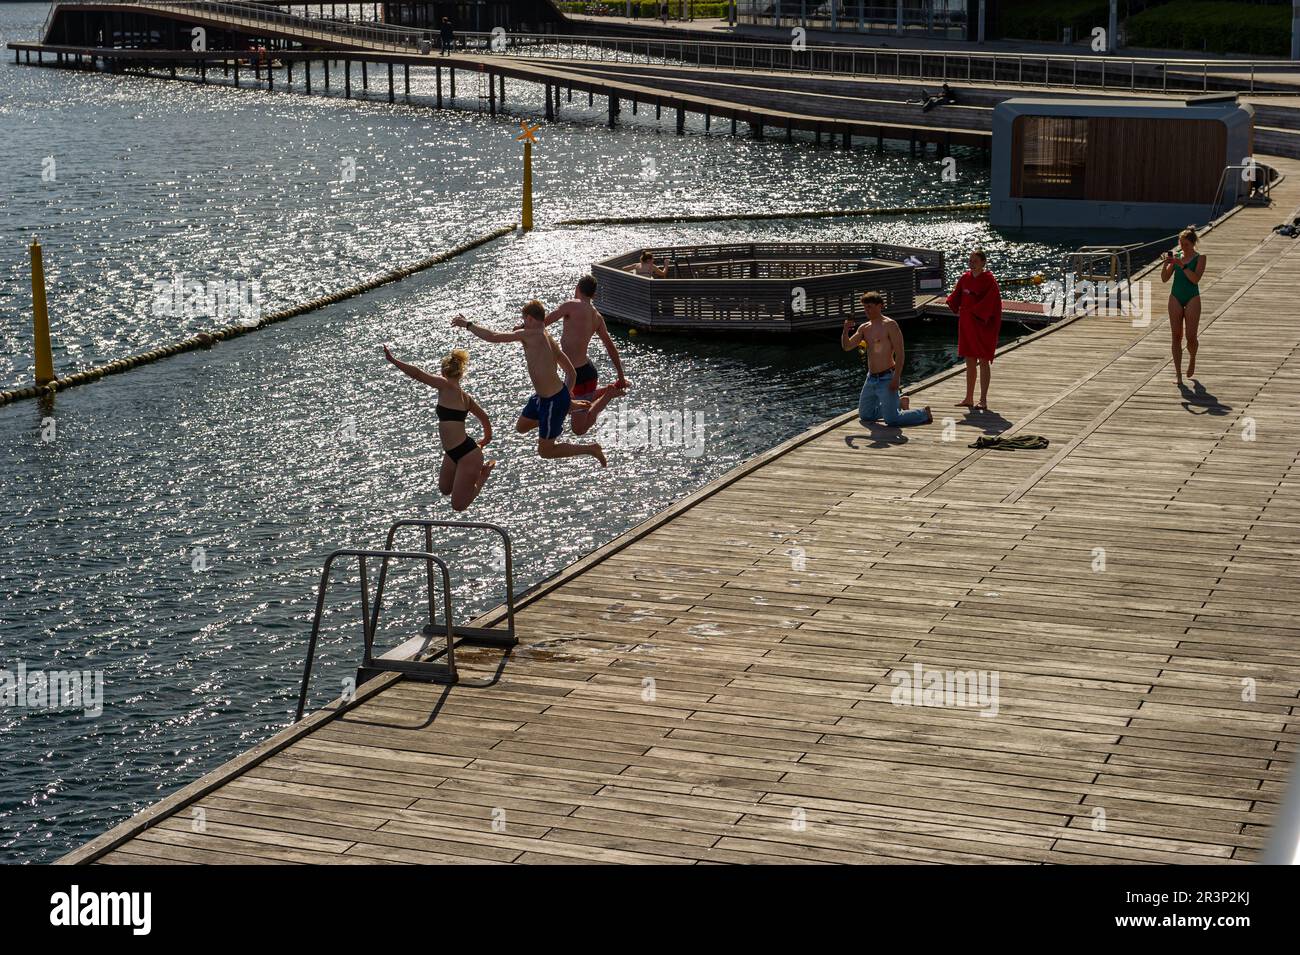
[992,98,1254,230]
[1012,115,1228,205]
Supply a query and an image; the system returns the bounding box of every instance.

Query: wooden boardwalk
[63,161,1300,865]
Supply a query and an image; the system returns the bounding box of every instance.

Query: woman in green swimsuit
[1160,226,1207,385]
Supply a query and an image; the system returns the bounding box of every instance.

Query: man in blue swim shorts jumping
[453,301,608,467]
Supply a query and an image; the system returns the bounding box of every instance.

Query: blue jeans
[859,371,928,427]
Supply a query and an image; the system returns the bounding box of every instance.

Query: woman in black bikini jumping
[383,345,495,511]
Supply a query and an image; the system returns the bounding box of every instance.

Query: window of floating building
[1012,116,1088,199]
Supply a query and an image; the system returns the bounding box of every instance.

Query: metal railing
[294,519,515,721]
[1209,160,1277,220]
[295,547,456,721]
[39,2,1300,93]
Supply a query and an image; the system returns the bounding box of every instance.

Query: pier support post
[786,118,793,143]
[306,60,311,94]
[345,59,351,98]
[29,239,54,387]
[752,119,764,139]
[588,89,593,106]
[489,71,496,116]
[631,98,637,115]
[544,83,554,121]
[388,62,394,103]
[436,65,442,108]
[909,132,917,156]
[324,58,329,91]
[200,60,206,84]
[676,107,685,135]
[704,109,710,131]
[843,131,851,149]
[286,59,292,88]
[234,60,239,88]
[498,73,505,104]
[567,87,572,103]
[404,63,409,101]
[522,140,533,231]
[450,67,455,100]
[608,95,618,128]
[731,115,737,135]
[877,131,884,152]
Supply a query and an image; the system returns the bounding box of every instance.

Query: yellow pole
[522,140,533,232]
[30,238,54,386]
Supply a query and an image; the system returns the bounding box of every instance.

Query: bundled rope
[0,223,517,407]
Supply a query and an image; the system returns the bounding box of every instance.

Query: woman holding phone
[1160,227,1207,385]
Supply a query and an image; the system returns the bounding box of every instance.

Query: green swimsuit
[1171,254,1201,307]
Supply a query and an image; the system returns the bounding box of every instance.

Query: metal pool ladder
[295,519,516,721]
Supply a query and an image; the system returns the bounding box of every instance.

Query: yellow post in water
[522,140,533,232]
[30,238,55,386]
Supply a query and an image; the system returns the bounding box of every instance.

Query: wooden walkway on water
[62,159,1300,865]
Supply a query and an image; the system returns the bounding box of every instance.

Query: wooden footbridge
[15,3,1300,155]
[57,156,1300,865]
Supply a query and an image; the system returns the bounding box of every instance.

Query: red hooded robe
[946,269,1003,362]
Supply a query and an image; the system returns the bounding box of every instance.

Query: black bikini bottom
[445,437,477,462]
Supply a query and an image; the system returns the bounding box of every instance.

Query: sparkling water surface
[0,2,1113,862]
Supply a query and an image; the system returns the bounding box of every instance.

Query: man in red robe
[946,249,1003,411]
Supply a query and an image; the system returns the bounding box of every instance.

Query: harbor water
[2,2,1107,862]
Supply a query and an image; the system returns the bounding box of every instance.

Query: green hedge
[997,0,1111,43]
[1124,2,1290,56]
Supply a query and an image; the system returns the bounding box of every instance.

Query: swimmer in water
[841,290,932,428]
[453,301,608,467]
[383,344,495,511]
[543,274,629,436]
[623,251,668,278]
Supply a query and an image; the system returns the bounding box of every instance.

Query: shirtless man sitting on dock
[453,302,607,466]
[841,291,932,428]
[543,274,629,436]
[623,251,667,278]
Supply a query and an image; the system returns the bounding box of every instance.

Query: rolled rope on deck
[0,223,517,408]
[556,201,991,227]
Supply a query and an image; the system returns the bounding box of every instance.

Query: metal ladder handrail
[295,547,455,722]
[379,519,517,648]
[1208,159,1276,221]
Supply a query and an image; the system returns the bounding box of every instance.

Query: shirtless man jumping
[453,301,607,466]
[841,291,932,428]
[543,274,628,436]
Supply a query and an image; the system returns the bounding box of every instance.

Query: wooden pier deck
[63,160,1300,865]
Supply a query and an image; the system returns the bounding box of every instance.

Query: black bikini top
[435,404,468,422]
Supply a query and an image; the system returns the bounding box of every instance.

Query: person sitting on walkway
[623,251,668,278]
[453,302,607,467]
[383,345,495,511]
[842,291,932,428]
